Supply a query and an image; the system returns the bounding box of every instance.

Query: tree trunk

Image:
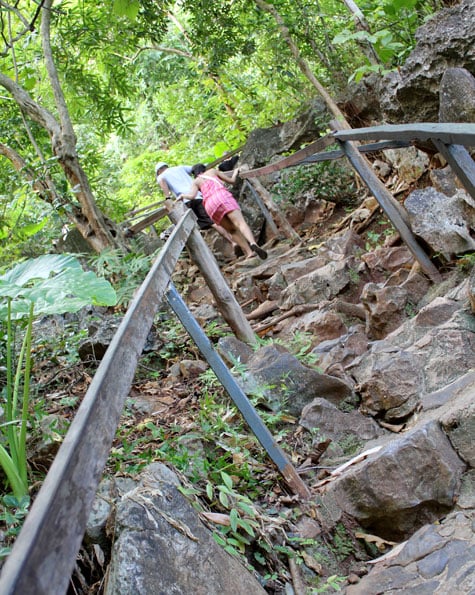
[254,0,352,130]
[40,0,120,252]
[0,4,121,253]
[340,0,381,66]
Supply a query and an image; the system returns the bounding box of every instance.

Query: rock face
[379,0,475,123]
[239,99,329,170]
[104,464,266,595]
[342,0,475,124]
[405,188,475,260]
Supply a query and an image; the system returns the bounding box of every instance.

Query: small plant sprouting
[207,471,260,558]
[0,494,30,558]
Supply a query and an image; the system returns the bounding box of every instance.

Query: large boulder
[104,464,266,595]
[379,0,475,123]
[245,344,354,416]
[405,188,475,259]
[318,421,466,540]
[344,510,475,595]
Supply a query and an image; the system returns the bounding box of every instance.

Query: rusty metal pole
[166,283,311,500]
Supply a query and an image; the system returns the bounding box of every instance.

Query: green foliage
[88,249,153,308]
[0,495,30,559]
[456,252,475,272]
[273,161,357,208]
[0,254,117,497]
[333,0,442,81]
[207,471,260,557]
[310,574,346,593]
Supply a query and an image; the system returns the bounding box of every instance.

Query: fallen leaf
[200,512,231,526]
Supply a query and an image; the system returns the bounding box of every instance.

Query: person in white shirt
[155,162,240,255]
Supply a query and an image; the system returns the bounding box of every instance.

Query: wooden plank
[167,203,257,345]
[126,206,168,235]
[243,180,280,237]
[239,133,337,178]
[298,140,411,165]
[248,178,300,242]
[334,123,475,146]
[335,134,441,282]
[431,141,475,203]
[124,200,166,219]
[0,210,197,595]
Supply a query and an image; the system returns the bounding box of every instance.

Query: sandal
[250,243,268,260]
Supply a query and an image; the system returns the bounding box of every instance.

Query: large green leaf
[0,254,117,320]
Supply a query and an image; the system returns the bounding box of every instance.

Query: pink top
[197,174,240,225]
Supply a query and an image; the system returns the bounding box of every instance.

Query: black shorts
[186,199,214,230]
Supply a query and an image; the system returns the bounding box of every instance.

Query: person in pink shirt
[179,163,267,260]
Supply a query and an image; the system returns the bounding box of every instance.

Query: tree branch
[254,0,351,129]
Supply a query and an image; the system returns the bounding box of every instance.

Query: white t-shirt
[157,166,202,200]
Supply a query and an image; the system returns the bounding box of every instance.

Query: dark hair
[191,163,206,178]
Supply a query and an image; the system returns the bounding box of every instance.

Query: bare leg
[226,210,267,259]
[220,217,254,257]
[212,223,234,246]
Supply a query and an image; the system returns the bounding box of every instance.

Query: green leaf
[17,218,48,239]
[236,501,255,516]
[332,30,353,45]
[219,490,229,508]
[229,508,239,532]
[220,471,233,490]
[237,518,256,538]
[0,254,79,288]
[0,255,117,320]
[206,482,214,500]
[113,0,140,20]
[213,533,227,547]
[0,444,28,499]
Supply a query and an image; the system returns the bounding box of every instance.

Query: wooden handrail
[0,210,197,595]
[0,206,312,594]
[333,122,475,146]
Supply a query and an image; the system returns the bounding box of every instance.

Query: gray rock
[405,187,475,259]
[439,67,475,122]
[382,146,429,185]
[105,463,266,595]
[319,421,466,540]
[440,386,475,466]
[246,344,354,416]
[299,398,385,452]
[279,258,351,310]
[344,511,475,594]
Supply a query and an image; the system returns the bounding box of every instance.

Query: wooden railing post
[330,121,442,283]
[166,201,257,345]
